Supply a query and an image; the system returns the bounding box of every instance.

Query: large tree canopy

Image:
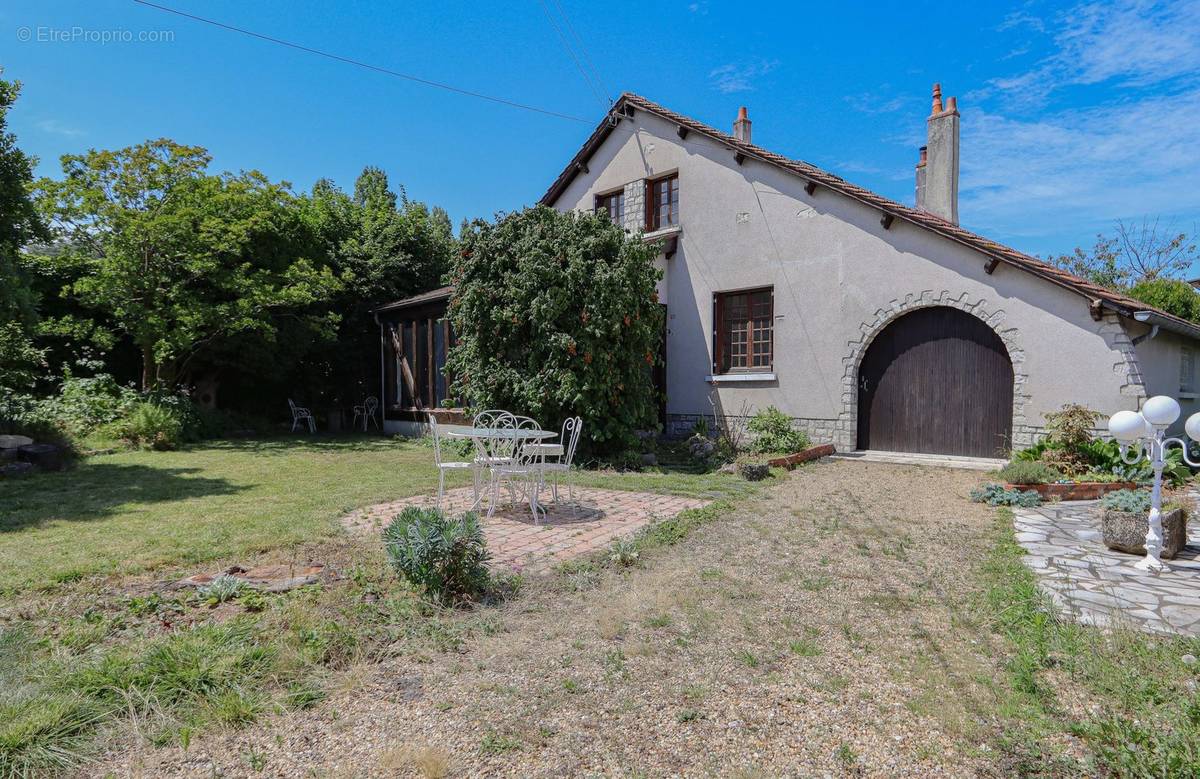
[446,205,664,458]
[1051,219,1198,290]
[282,167,455,410]
[34,140,340,390]
[1127,278,1200,323]
[0,74,48,399]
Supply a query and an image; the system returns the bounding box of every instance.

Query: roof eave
[1132,310,1200,341]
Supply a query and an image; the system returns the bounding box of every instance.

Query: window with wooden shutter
[713,287,773,373]
[646,173,679,230]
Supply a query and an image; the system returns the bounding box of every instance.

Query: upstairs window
[595,190,624,225]
[713,287,773,373]
[646,173,679,231]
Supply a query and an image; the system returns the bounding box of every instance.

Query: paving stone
[342,486,709,574]
[1012,499,1200,637]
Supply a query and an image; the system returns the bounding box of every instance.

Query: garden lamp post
[1107,396,1200,572]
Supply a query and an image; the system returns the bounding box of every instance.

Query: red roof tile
[540,93,1200,340]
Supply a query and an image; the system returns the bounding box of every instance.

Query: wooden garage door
[856,306,1013,458]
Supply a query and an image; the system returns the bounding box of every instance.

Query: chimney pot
[733,106,752,143]
[921,85,959,224]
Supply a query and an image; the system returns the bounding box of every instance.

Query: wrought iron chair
[352,396,379,431]
[538,417,583,508]
[428,414,477,510]
[487,415,546,523]
[288,399,315,433]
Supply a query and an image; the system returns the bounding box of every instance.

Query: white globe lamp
[1186,412,1200,443]
[1142,395,1181,428]
[1108,409,1146,443]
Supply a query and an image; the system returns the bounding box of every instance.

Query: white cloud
[35,119,83,137]
[960,90,1200,240]
[983,0,1200,106]
[843,90,910,115]
[955,0,1200,248]
[708,60,778,94]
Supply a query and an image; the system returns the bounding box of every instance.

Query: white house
[380,86,1200,459]
[538,87,1200,457]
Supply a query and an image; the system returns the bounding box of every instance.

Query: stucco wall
[551,110,1154,453]
[1135,327,1199,435]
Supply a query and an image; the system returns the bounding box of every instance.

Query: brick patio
[342,486,709,573]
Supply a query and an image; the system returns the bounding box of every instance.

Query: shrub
[197,574,246,606]
[115,402,184,450]
[1101,489,1151,514]
[998,460,1063,485]
[969,483,1041,507]
[1039,404,1101,476]
[34,374,140,439]
[445,205,665,457]
[383,507,490,604]
[747,406,810,454]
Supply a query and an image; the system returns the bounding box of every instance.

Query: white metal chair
[472,410,517,468]
[428,414,477,510]
[288,399,315,433]
[487,415,546,523]
[352,396,379,431]
[538,417,583,508]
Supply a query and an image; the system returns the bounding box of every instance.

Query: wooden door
[856,306,1012,457]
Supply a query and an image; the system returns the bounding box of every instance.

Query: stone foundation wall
[665,413,839,445]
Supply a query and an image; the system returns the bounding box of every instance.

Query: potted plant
[1098,489,1189,559]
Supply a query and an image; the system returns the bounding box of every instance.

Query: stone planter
[738,462,770,481]
[1101,507,1188,559]
[767,443,836,470]
[1008,481,1136,501]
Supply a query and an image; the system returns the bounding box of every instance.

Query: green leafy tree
[34,140,341,390]
[446,205,664,457]
[1127,278,1200,322]
[288,168,454,408]
[1050,219,1198,290]
[0,74,48,399]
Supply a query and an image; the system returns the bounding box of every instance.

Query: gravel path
[106,460,1006,778]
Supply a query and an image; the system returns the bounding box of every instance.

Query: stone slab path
[343,486,709,573]
[1013,500,1200,636]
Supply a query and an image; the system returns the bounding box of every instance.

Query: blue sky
[3,0,1199,258]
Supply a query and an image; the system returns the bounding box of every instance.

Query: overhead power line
[536,0,608,107]
[131,0,593,123]
[550,0,609,102]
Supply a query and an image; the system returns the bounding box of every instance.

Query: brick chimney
[917,83,960,224]
[733,106,751,143]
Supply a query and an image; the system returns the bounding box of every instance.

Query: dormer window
[595,190,625,225]
[647,173,679,231]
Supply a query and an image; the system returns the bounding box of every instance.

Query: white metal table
[445,427,556,516]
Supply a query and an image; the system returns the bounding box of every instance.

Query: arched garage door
[856,306,1013,458]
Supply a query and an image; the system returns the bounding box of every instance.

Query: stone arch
[833,290,1030,453]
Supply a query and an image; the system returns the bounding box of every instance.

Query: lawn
[5,444,1194,777]
[0,434,757,776]
[0,436,751,593]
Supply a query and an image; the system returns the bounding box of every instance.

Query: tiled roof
[373,285,454,314]
[540,92,1200,341]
